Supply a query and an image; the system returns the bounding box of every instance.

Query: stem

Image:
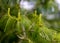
[18,9,21,21]
[8,8,17,20]
[33,10,37,17]
[39,14,42,22]
[8,8,11,17]
[39,14,42,24]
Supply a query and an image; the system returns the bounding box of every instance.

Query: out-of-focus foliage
[0,0,60,43]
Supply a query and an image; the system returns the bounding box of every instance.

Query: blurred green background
[0,0,60,43]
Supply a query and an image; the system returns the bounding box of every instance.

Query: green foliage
[0,8,60,43]
[0,0,60,43]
